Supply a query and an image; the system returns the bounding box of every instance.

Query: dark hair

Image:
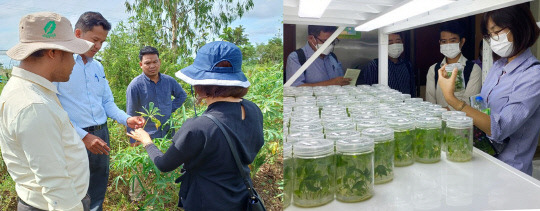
[139,46,160,61]
[481,4,540,58]
[440,21,465,39]
[194,86,248,101]
[308,25,337,37]
[28,49,46,58]
[75,11,111,32]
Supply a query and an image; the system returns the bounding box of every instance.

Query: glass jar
[326,130,362,143]
[283,142,293,208]
[335,137,375,202]
[287,131,325,143]
[445,116,473,162]
[322,116,352,126]
[293,139,335,207]
[361,127,395,184]
[289,117,320,128]
[324,122,357,133]
[441,111,466,152]
[387,118,415,167]
[290,123,324,134]
[356,119,386,133]
[414,117,442,163]
[445,63,465,92]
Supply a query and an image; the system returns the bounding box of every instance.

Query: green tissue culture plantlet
[414,128,442,163]
[445,116,474,162]
[394,130,414,166]
[293,155,335,207]
[335,152,374,202]
[283,157,294,208]
[445,128,473,162]
[374,140,394,183]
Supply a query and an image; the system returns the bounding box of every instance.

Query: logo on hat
[42,21,56,38]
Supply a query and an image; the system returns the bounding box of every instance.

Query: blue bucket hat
[175,41,250,88]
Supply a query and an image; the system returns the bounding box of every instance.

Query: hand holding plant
[127,128,153,147]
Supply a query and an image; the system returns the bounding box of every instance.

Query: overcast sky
[0,0,282,67]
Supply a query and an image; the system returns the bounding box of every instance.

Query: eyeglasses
[314,36,340,45]
[484,28,508,41]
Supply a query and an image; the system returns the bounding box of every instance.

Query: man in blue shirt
[55,12,145,211]
[360,32,416,96]
[127,46,187,143]
[285,25,351,86]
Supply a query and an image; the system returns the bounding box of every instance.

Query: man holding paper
[285,25,351,86]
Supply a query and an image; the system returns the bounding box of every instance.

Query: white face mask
[440,43,461,59]
[388,43,404,59]
[311,38,334,55]
[490,31,513,58]
[316,43,334,55]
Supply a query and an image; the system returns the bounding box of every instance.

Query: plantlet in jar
[446,127,473,162]
[335,152,374,202]
[394,130,414,166]
[374,140,394,183]
[414,128,441,163]
[293,155,335,207]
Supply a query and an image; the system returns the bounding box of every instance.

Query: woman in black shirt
[127,41,265,210]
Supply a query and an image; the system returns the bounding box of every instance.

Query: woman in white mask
[437,4,540,175]
[426,21,482,110]
[360,32,416,96]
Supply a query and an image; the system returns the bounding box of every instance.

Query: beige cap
[7,12,94,60]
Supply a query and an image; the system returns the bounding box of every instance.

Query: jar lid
[445,63,463,71]
[415,116,442,129]
[441,111,466,121]
[284,142,293,157]
[322,116,351,123]
[387,117,415,131]
[431,108,449,117]
[356,119,386,131]
[361,127,394,142]
[326,130,362,140]
[324,122,356,132]
[446,116,473,129]
[287,131,325,143]
[289,123,324,133]
[401,93,411,100]
[293,105,319,112]
[400,107,422,116]
[336,137,374,153]
[380,113,406,120]
[323,104,346,110]
[316,95,336,100]
[293,139,334,157]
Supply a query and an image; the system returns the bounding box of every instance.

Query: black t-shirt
[144,99,264,210]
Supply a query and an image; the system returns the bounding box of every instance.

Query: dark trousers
[17,195,91,211]
[86,124,110,211]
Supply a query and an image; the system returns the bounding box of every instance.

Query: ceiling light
[355,0,455,31]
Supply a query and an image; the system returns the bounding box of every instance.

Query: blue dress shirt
[55,55,131,139]
[482,49,540,175]
[126,73,187,142]
[285,43,344,86]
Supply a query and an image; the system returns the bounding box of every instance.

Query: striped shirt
[361,58,415,96]
[482,48,540,175]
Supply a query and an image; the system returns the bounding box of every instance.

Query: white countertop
[285,148,540,210]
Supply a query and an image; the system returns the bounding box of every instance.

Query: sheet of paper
[344,68,361,86]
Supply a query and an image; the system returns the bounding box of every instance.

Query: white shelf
[285,148,540,210]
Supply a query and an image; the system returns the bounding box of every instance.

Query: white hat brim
[7,38,93,61]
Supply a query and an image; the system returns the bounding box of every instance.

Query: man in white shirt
[0,12,94,210]
[426,21,481,110]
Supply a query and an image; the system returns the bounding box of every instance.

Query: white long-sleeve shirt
[0,67,89,210]
[426,55,482,110]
